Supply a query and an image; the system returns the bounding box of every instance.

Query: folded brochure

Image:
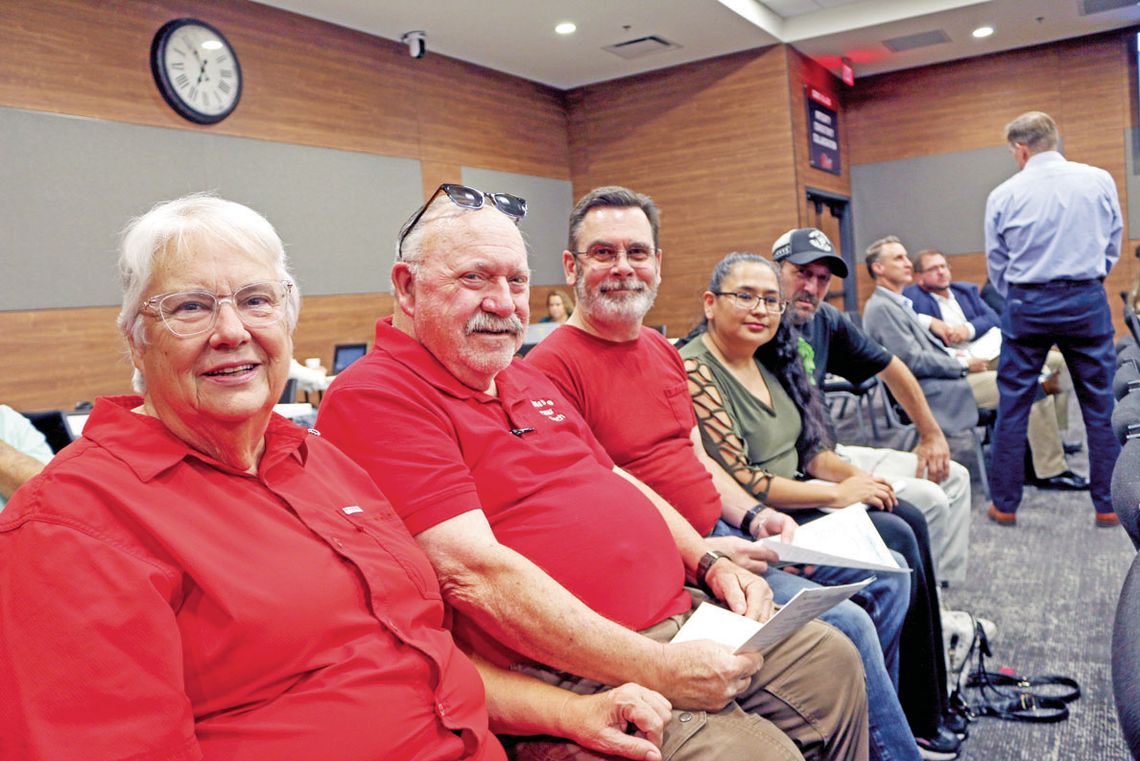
[671,578,873,653]
[759,503,908,573]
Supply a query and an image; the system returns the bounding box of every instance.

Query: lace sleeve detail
[684,357,773,501]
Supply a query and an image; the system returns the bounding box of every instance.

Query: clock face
[151,19,242,124]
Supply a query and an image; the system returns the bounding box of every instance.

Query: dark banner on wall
[806,87,841,175]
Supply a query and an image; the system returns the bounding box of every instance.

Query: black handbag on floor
[951,619,1081,724]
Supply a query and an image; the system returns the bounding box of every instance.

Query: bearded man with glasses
[529,186,938,761]
[318,184,868,761]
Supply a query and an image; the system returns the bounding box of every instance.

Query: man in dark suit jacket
[903,250,998,349]
[905,249,1072,445]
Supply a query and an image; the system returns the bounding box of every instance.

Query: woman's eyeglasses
[712,291,787,313]
[141,280,293,337]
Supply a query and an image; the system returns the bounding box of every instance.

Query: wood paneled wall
[0,0,570,410]
[565,47,800,336]
[846,32,1135,327]
[4,0,1137,410]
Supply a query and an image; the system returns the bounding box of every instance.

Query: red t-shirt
[0,396,501,761]
[528,326,723,536]
[317,318,689,634]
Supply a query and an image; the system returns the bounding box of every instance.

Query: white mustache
[465,312,524,335]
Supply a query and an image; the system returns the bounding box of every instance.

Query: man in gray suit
[861,236,1084,492]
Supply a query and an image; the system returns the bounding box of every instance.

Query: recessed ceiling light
[972,26,994,38]
[555,22,577,35]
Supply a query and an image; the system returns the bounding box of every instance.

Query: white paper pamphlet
[759,503,908,573]
[670,578,874,653]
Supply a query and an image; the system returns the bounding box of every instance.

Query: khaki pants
[509,593,869,761]
[967,369,1066,478]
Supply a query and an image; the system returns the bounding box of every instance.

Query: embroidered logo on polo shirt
[530,398,566,423]
[342,506,363,515]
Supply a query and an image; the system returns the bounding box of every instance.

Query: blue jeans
[992,280,1119,514]
[711,519,919,761]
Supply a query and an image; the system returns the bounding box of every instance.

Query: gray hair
[567,186,661,252]
[117,194,299,388]
[1005,111,1058,153]
[394,193,466,280]
[864,235,901,280]
[394,193,531,288]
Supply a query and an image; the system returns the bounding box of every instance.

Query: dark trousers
[871,503,947,739]
[991,281,1119,514]
[800,501,947,738]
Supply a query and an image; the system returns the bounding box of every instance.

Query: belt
[1009,278,1102,290]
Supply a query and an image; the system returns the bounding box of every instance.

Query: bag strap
[960,620,1081,724]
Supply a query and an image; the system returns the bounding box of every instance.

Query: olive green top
[679,336,802,496]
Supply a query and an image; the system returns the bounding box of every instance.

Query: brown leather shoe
[987,504,1017,526]
[1096,512,1120,528]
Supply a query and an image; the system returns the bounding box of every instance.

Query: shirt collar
[83,395,309,482]
[875,285,913,311]
[1025,150,1064,169]
[373,316,532,403]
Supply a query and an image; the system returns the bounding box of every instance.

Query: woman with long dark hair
[679,252,962,760]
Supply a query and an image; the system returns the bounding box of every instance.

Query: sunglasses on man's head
[397,183,528,260]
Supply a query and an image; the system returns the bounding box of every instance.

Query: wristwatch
[697,550,729,590]
[738,504,766,537]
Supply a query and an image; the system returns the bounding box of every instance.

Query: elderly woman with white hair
[0,194,670,761]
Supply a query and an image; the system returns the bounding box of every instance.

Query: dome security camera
[400,31,426,59]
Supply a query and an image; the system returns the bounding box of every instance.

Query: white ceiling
[255,0,1140,89]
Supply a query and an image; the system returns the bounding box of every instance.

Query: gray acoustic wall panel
[851,145,1019,260]
[461,167,574,285]
[0,106,422,310]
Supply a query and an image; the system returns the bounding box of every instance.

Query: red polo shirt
[317,318,689,635]
[527,326,723,536]
[0,396,501,761]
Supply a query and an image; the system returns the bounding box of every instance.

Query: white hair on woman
[116,193,300,390]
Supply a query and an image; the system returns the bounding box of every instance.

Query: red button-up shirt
[0,396,503,761]
[317,319,690,636]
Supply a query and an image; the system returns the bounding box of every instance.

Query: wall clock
[151,19,242,124]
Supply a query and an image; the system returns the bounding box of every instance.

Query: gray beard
[575,276,658,326]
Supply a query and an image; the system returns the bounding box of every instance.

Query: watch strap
[697,550,729,590]
[738,504,766,537]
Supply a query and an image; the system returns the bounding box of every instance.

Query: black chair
[1114,359,1140,401]
[1111,437,1140,549]
[1112,552,1140,758]
[1125,301,1140,347]
[822,374,882,442]
[22,410,74,454]
[1113,391,1140,446]
[881,384,993,498]
[1118,343,1140,369]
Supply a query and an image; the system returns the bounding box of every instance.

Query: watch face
[151,19,242,124]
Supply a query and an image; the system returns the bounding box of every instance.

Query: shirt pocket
[664,381,697,437]
[336,509,444,601]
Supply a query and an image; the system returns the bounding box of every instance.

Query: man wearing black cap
[772,228,972,589]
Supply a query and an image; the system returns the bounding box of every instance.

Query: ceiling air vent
[882,29,951,52]
[1079,0,1138,15]
[603,35,682,60]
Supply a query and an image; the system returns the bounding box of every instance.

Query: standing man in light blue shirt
[984,110,1123,528]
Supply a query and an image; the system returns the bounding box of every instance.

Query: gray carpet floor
[831,392,1134,760]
